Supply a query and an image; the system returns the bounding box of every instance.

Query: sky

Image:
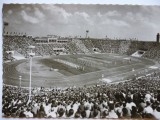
[3,4,160,41]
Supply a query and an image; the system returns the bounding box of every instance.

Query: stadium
[3,32,160,118]
[2,4,160,119]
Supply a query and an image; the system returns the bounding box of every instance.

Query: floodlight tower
[86,30,89,38]
[3,22,9,35]
[157,33,160,43]
[28,45,35,102]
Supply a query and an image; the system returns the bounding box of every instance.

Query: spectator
[131,106,141,118]
[157,89,160,102]
[143,101,153,114]
[121,107,131,119]
[37,104,45,118]
[85,105,91,118]
[2,71,160,119]
[145,91,152,102]
[108,104,118,119]
[57,108,66,118]
[44,102,51,115]
[92,109,100,118]
[126,97,136,110]
[152,105,160,120]
[24,108,33,118]
[47,108,57,118]
[74,111,81,118]
[81,111,86,118]
[67,109,74,118]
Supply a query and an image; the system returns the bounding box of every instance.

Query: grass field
[3,53,155,88]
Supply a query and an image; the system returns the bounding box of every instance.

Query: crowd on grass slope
[2,70,160,119]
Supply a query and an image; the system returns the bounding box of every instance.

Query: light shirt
[108,110,118,119]
[47,111,57,118]
[66,105,71,113]
[143,106,153,114]
[24,111,33,118]
[32,106,38,115]
[44,105,51,115]
[53,106,58,113]
[86,110,91,118]
[145,94,152,102]
[126,102,136,110]
[73,103,79,114]
[152,110,160,120]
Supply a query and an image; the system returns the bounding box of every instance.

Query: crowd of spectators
[143,44,160,62]
[2,70,160,119]
[3,35,160,119]
[81,38,160,62]
[3,35,160,62]
[3,35,35,60]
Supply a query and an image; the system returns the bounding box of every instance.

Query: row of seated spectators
[3,35,160,62]
[81,38,160,61]
[143,44,160,62]
[3,35,67,58]
[72,39,90,53]
[2,70,160,119]
[65,40,83,54]
[81,38,131,54]
[81,39,95,53]
[3,35,35,59]
[80,39,144,54]
[35,43,66,56]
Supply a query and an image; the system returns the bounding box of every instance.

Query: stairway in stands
[72,39,90,54]
[119,41,131,54]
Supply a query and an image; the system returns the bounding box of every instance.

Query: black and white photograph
[1,1,160,119]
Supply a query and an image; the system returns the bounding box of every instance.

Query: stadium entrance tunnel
[131,50,146,58]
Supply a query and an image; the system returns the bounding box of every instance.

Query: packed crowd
[3,35,35,60]
[2,35,160,119]
[2,70,160,119]
[143,44,160,61]
[3,35,160,62]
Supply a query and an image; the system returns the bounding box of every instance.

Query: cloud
[124,11,158,29]
[101,19,129,27]
[3,4,160,40]
[105,10,121,17]
[39,5,94,26]
[97,10,121,17]
[112,20,129,27]
[96,11,129,27]
[73,12,93,25]
[20,10,39,24]
[34,8,45,19]
[19,6,45,24]
[41,5,72,23]
[75,12,89,19]
[97,12,102,17]
[125,12,135,22]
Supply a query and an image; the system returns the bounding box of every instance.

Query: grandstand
[3,34,160,61]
